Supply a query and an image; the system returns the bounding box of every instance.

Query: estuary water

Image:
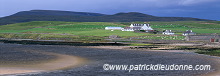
[0,43,219,76]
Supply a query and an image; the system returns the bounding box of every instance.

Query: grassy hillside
[150,21,220,34]
[0,10,211,25]
[0,21,150,36]
[0,21,219,42]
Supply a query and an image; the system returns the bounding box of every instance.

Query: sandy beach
[0,46,87,75]
[0,43,220,76]
[81,45,220,76]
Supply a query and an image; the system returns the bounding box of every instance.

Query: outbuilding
[105,27,123,30]
[162,30,174,35]
[182,30,196,36]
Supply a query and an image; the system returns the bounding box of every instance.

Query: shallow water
[0,43,219,76]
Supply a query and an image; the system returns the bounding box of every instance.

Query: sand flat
[1,43,220,76]
[0,50,87,75]
[0,68,44,75]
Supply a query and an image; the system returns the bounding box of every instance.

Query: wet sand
[82,46,187,52]
[81,46,220,76]
[1,43,220,76]
[0,45,87,75]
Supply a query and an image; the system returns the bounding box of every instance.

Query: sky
[1,0,220,20]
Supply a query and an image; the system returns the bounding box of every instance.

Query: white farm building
[163,30,175,35]
[182,30,196,36]
[105,27,123,30]
[122,24,153,31]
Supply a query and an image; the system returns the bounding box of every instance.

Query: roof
[105,27,122,29]
[131,24,150,27]
[163,30,173,33]
[132,24,144,26]
[124,27,141,29]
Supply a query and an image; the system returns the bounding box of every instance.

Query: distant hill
[0,10,212,25]
[12,10,105,16]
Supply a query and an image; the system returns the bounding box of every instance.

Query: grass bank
[0,21,220,42]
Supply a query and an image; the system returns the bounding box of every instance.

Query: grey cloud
[179,0,218,6]
[0,0,220,20]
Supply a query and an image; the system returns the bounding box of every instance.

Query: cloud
[136,0,218,7]
[179,0,218,6]
[0,0,220,20]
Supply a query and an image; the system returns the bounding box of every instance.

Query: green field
[0,21,220,41]
[150,21,220,34]
[196,50,220,57]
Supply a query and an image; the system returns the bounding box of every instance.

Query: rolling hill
[0,21,219,41]
[0,10,212,25]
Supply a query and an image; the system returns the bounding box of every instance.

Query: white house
[122,24,153,31]
[182,30,196,36]
[105,27,123,30]
[122,27,141,31]
[163,30,174,35]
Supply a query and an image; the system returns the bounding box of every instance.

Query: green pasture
[0,21,220,41]
[196,50,220,57]
[150,21,220,34]
[0,21,154,37]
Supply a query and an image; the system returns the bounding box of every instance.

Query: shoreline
[0,43,220,76]
[0,50,88,75]
[80,45,220,76]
